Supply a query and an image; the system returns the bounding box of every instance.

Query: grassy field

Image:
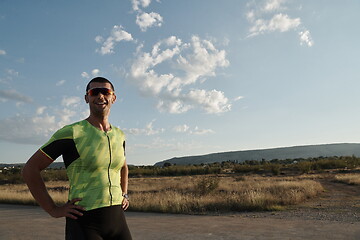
[0,174,327,214]
[0,181,68,205]
[129,175,324,213]
[334,173,360,185]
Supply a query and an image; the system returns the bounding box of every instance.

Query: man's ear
[112,94,117,103]
[85,95,89,103]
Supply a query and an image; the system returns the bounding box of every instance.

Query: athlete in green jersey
[40,119,126,211]
[22,77,132,239]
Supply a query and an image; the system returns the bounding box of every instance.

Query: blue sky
[1,0,360,165]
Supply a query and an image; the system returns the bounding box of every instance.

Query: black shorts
[65,205,132,240]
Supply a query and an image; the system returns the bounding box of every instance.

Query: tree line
[1,155,359,184]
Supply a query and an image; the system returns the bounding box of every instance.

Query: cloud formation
[299,30,314,47]
[0,49,6,55]
[248,13,301,36]
[0,95,86,145]
[129,36,231,114]
[131,0,151,11]
[123,120,164,136]
[56,80,66,86]
[0,89,33,103]
[0,114,56,144]
[136,12,163,32]
[246,0,314,47]
[95,25,133,55]
[131,0,163,32]
[173,124,214,135]
[173,124,190,133]
[81,69,101,79]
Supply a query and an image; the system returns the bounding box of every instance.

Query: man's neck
[86,115,111,132]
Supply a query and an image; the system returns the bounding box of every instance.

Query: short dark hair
[86,77,115,92]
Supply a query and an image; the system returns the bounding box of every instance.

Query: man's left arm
[121,159,129,210]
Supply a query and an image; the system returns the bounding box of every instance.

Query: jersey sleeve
[40,125,75,162]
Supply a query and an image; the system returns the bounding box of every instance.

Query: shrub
[233,164,261,173]
[295,161,313,173]
[195,176,220,195]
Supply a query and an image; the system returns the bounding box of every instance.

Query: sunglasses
[87,88,114,96]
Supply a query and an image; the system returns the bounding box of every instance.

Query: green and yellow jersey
[40,120,126,211]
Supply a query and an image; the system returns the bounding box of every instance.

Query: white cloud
[6,69,19,78]
[0,69,19,84]
[0,89,33,103]
[57,108,77,126]
[246,10,255,22]
[129,36,231,114]
[0,113,57,144]
[130,36,182,95]
[61,96,81,107]
[262,0,286,12]
[96,25,133,55]
[81,72,90,79]
[191,126,215,135]
[131,0,152,11]
[299,30,314,47]
[36,106,47,115]
[0,108,82,145]
[94,35,103,43]
[0,49,6,55]
[0,92,87,145]
[234,96,244,101]
[56,80,66,86]
[123,120,164,136]
[249,13,301,37]
[172,124,214,135]
[157,100,192,114]
[81,69,101,79]
[246,0,313,47]
[186,89,231,114]
[136,12,163,32]
[91,69,100,76]
[173,124,190,133]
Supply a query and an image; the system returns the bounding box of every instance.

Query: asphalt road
[0,204,359,240]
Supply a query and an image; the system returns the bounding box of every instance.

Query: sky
[1,0,360,166]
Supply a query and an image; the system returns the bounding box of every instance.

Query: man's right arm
[22,149,84,219]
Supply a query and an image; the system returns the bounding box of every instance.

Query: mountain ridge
[154,143,360,166]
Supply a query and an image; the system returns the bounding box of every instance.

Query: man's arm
[120,159,129,210]
[22,149,84,219]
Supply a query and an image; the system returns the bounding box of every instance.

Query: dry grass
[334,174,360,185]
[129,175,324,214]
[0,181,68,205]
[0,176,324,214]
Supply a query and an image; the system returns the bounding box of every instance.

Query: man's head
[85,77,117,116]
[86,77,115,92]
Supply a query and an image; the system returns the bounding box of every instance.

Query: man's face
[85,82,116,116]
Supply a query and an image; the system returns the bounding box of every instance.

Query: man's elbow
[121,163,129,174]
[21,162,33,182]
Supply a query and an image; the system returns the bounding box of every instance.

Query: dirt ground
[0,179,359,240]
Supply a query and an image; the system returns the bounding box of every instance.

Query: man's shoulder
[53,120,86,137]
[111,125,126,136]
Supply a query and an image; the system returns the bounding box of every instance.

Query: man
[22,77,132,240]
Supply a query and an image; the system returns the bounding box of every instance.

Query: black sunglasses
[87,88,114,96]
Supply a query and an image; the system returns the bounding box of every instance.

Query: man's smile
[95,101,107,105]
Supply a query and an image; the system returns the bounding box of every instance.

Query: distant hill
[0,162,64,169]
[154,143,360,166]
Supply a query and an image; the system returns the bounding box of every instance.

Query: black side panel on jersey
[42,139,80,168]
[123,141,126,156]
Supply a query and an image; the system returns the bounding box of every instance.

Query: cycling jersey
[40,120,126,211]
